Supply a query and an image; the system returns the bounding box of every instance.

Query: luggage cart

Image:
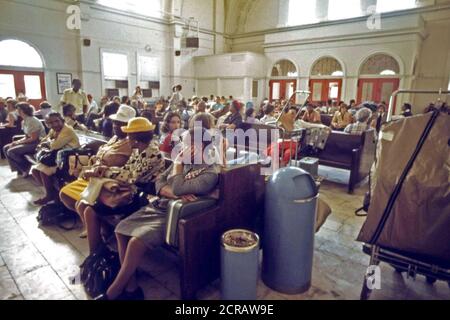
[360,89,450,300]
[360,244,450,300]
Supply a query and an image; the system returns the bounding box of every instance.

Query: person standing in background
[372,104,388,133]
[169,84,183,111]
[132,86,144,102]
[60,79,89,124]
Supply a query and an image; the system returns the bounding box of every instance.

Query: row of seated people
[253,100,406,134]
[2,101,277,300]
[2,97,352,299]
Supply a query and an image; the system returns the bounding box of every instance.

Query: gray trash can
[262,167,318,294]
[221,229,260,300]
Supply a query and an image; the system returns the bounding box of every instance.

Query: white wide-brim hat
[109,104,136,123]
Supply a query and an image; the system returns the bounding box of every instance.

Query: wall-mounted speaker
[186,37,199,48]
[83,39,91,47]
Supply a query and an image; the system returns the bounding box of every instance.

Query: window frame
[101,50,129,81]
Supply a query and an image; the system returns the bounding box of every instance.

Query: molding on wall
[262,28,426,49]
[230,3,450,40]
[81,0,228,38]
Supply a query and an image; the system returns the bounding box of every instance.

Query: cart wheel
[426,276,437,285]
[360,280,372,300]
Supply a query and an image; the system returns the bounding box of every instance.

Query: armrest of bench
[12,135,25,141]
[165,197,218,247]
[178,205,222,299]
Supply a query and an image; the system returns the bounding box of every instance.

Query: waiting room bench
[316,129,376,193]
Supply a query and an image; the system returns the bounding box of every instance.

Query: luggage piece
[37,202,78,231]
[79,244,120,298]
[299,157,319,177]
[357,111,450,262]
[165,198,218,247]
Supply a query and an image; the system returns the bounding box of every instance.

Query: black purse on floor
[79,244,120,298]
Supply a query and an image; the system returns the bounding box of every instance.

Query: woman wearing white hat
[59,104,137,237]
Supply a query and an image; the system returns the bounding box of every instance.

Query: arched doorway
[309,57,344,104]
[0,39,46,107]
[357,53,400,110]
[269,59,298,103]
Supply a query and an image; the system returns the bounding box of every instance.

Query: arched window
[311,57,343,77]
[271,60,298,77]
[360,54,400,75]
[0,39,43,68]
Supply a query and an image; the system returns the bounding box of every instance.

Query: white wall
[194,52,267,102]
[1,0,449,114]
[225,1,450,114]
[263,14,424,112]
[412,9,450,108]
[0,0,227,107]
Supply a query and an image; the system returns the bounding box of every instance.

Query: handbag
[57,148,94,178]
[80,177,135,208]
[36,148,58,166]
[98,181,134,209]
[80,177,116,206]
[79,244,120,298]
[69,154,91,177]
[36,202,78,231]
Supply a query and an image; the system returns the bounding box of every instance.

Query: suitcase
[291,157,319,177]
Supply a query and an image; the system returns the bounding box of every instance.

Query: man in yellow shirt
[60,79,89,123]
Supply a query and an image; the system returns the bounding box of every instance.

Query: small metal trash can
[221,229,260,300]
[262,167,318,294]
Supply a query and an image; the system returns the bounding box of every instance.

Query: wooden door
[0,70,46,109]
[357,78,399,112]
[309,79,342,103]
[269,79,297,103]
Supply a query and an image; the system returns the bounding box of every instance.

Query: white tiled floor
[0,159,448,300]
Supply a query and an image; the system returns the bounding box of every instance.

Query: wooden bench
[316,129,376,193]
[97,160,265,299]
[168,163,265,299]
[320,114,332,126]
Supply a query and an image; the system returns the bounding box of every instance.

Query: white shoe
[79,230,87,239]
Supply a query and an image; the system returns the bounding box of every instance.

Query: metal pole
[275,90,311,123]
[387,89,450,122]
